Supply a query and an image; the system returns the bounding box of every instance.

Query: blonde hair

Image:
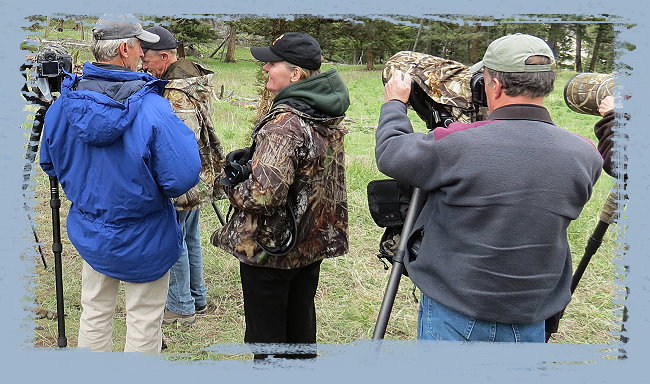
[282,62,320,80]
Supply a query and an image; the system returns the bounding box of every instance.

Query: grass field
[25,41,622,358]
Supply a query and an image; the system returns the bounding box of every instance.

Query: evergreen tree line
[157,15,623,74]
[29,15,624,73]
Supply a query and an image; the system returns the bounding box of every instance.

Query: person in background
[40,15,201,352]
[594,95,626,179]
[141,25,225,326]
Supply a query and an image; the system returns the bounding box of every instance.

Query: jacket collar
[487,104,554,125]
[81,62,159,84]
[162,58,213,80]
[91,62,130,72]
[71,62,167,96]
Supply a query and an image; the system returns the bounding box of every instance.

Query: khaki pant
[77,260,170,352]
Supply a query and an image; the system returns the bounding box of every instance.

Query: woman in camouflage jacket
[212,32,350,359]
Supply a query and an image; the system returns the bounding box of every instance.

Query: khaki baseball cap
[469,33,554,73]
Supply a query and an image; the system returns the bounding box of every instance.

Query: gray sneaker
[162,308,196,325]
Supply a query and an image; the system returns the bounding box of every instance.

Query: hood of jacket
[58,62,167,147]
[272,68,350,118]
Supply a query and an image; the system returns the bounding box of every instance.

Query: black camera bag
[367,179,412,228]
[368,179,424,275]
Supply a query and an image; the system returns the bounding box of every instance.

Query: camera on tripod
[35,48,72,79]
[382,51,488,131]
[24,44,73,102]
[370,51,489,269]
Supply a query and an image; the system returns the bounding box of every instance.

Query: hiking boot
[162,308,196,325]
[195,304,208,314]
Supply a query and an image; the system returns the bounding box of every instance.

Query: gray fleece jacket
[375,101,602,324]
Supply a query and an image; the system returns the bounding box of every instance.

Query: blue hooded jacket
[40,62,201,283]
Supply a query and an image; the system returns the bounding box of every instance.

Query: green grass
[27,38,622,357]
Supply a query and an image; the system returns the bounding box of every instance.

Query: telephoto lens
[564,73,614,115]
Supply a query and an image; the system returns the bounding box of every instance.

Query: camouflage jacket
[162,59,226,209]
[213,105,349,269]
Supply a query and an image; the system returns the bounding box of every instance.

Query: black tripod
[48,174,67,348]
[21,63,67,348]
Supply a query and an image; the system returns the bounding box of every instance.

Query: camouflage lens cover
[383,51,486,123]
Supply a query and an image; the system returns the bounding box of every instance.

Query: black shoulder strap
[225,107,299,257]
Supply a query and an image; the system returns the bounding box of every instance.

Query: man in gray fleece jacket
[375,34,602,342]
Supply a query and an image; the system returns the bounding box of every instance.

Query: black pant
[239,260,322,360]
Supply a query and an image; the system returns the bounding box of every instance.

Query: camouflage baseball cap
[469,33,554,73]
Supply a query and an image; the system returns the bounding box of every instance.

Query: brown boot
[162,308,196,325]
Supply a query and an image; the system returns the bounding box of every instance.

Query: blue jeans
[167,209,207,315]
[417,294,545,342]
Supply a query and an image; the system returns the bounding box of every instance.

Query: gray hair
[486,56,555,98]
[91,37,138,62]
[144,48,178,58]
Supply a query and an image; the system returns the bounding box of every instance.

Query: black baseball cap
[140,26,179,51]
[250,32,322,70]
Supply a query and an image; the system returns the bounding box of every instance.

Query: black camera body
[36,48,72,79]
[220,147,253,187]
[470,72,488,110]
[24,44,73,101]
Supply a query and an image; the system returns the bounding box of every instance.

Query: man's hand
[384,69,412,103]
[594,108,615,177]
[598,95,615,116]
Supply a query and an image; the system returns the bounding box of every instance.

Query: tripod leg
[212,201,226,226]
[23,107,48,268]
[49,176,67,348]
[545,189,619,341]
[571,190,618,293]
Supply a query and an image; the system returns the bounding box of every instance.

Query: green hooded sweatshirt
[272,68,350,117]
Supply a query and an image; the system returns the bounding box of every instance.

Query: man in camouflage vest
[142,26,225,325]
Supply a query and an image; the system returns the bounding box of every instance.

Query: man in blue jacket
[40,16,201,352]
[376,34,602,342]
